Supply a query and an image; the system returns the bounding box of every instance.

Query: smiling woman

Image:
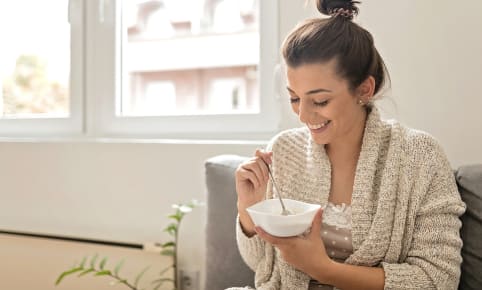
[232,0,466,289]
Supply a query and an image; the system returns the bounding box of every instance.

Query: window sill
[0,135,270,146]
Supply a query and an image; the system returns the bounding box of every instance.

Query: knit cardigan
[235,107,466,290]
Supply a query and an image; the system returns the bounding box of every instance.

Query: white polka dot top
[309,202,353,290]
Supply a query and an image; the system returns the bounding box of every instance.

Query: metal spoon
[266,163,292,216]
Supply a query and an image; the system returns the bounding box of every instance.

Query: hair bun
[316,0,360,18]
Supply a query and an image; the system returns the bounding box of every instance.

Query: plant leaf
[161,241,175,248]
[151,277,174,284]
[163,223,177,235]
[79,256,87,268]
[134,265,151,287]
[78,268,95,277]
[160,249,175,256]
[90,254,99,268]
[159,265,172,276]
[165,223,177,231]
[99,257,108,270]
[55,267,83,285]
[151,277,175,290]
[94,270,111,276]
[114,259,125,276]
[109,279,126,286]
[167,214,181,222]
[189,199,205,207]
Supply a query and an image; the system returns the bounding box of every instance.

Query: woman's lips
[308,120,331,133]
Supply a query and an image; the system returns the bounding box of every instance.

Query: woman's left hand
[255,208,333,279]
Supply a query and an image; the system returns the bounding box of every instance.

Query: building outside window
[122,0,260,116]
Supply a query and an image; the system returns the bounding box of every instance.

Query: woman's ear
[356,76,375,102]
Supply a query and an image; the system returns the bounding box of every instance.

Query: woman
[233,0,465,289]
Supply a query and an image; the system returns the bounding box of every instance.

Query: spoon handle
[266,164,290,215]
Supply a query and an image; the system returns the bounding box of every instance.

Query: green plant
[55,199,203,290]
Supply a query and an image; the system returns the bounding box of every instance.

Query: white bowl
[246,199,321,237]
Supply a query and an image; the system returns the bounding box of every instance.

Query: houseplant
[55,199,203,290]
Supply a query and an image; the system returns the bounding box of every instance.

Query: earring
[357,99,364,106]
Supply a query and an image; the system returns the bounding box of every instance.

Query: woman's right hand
[235,149,272,236]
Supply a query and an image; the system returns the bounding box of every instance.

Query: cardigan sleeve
[382,146,466,290]
[236,215,270,271]
[235,140,278,281]
[236,178,277,278]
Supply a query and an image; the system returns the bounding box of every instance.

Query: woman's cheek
[291,103,300,115]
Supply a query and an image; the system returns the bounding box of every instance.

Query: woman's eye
[289,98,300,104]
[314,100,329,106]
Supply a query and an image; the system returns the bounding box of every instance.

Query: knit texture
[235,107,466,290]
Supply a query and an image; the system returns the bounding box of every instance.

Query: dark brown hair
[282,0,389,96]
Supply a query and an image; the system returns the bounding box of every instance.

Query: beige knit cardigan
[235,107,466,290]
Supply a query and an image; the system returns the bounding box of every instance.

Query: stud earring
[357,99,364,105]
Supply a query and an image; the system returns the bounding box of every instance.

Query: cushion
[204,155,254,290]
[456,164,482,290]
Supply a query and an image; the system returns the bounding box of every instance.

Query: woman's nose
[297,101,312,124]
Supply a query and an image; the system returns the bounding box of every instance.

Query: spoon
[266,163,292,216]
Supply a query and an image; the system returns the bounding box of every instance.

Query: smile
[307,120,331,129]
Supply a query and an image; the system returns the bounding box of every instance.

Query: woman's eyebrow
[286,87,332,95]
[305,88,332,95]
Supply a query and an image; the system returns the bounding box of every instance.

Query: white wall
[278,0,482,167]
[1,1,482,289]
[358,0,482,167]
[0,140,262,289]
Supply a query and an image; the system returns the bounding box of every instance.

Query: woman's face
[286,60,368,146]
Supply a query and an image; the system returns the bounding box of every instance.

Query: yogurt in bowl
[246,199,321,237]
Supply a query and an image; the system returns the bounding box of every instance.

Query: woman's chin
[311,135,329,145]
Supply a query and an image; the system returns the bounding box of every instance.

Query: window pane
[0,1,70,118]
[121,0,259,116]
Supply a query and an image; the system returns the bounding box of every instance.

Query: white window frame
[0,0,281,140]
[0,0,84,137]
[87,0,281,139]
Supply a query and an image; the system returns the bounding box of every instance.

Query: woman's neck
[326,111,367,167]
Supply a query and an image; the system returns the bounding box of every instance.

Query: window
[0,0,280,139]
[122,0,260,116]
[0,0,83,136]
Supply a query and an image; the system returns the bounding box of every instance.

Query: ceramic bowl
[246,198,321,237]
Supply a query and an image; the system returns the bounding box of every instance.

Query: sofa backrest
[205,155,254,290]
[456,164,482,290]
[204,155,482,290]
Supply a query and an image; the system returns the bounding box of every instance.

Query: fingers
[238,159,268,187]
[255,148,273,166]
[236,165,261,189]
[252,157,269,183]
[255,226,288,245]
[237,149,272,187]
[235,149,273,208]
[254,148,272,181]
[308,208,324,239]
